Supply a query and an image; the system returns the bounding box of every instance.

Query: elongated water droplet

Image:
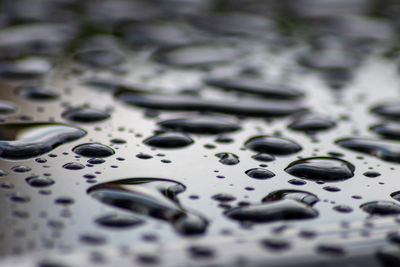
[360,201,400,215]
[0,123,86,160]
[62,107,110,123]
[262,190,319,206]
[285,157,355,182]
[245,135,302,155]
[73,143,114,157]
[144,132,193,148]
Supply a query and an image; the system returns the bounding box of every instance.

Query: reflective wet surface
[1,0,400,266]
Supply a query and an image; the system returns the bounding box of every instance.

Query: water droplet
[285,157,355,182]
[225,199,318,223]
[95,214,144,228]
[88,178,207,235]
[336,137,400,163]
[11,165,31,173]
[136,153,153,159]
[0,123,86,160]
[26,176,54,187]
[371,103,400,121]
[212,194,236,204]
[288,116,336,132]
[80,233,107,245]
[361,201,400,215]
[370,122,400,139]
[116,91,307,118]
[0,57,53,79]
[158,116,240,134]
[63,162,85,170]
[363,171,381,178]
[144,132,193,148]
[205,76,303,99]
[62,107,110,123]
[333,205,353,213]
[17,87,59,101]
[262,190,319,206]
[215,152,239,165]
[251,153,275,162]
[260,238,291,251]
[9,192,30,203]
[87,158,106,164]
[153,44,240,67]
[245,168,275,179]
[0,101,18,115]
[245,135,302,155]
[73,143,115,157]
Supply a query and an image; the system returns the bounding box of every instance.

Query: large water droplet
[360,201,400,215]
[288,116,336,132]
[225,199,318,223]
[88,178,207,235]
[245,135,302,155]
[62,107,110,123]
[73,143,115,157]
[26,175,54,187]
[158,116,240,134]
[371,103,400,121]
[370,123,400,139]
[285,157,355,182]
[205,77,304,99]
[0,123,86,160]
[336,137,400,163]
[144,132,193,149]
[116,91,307,118]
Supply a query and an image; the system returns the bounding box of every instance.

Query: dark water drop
[73,143,115,157]
[323,186,341,192]
[336,137,400,163]
[316,244,346,256]
[116,91,307,118]
[360,201,400,215]
[288,178,306,186]
[144,132,193,149]
[251,153,275,162]
[0,123,86,160]
[245,135,302,155]
[17,87,59,101]
[370,122,400,139]
[153,44,240,67]
[333,205,353,213]
[9,192,30,203]
[88,178,207,235]
[212,193,236,202]
[288,116,336,132]
[75,49,123,69]
[158,116,240,134]
[0,57,53,79]
[215,152,239,165]
[285,157,355,182]
[63,162,85,170]
[11,165,31,173]
[110,138,126,144]
[262,190,319,206]
[363,171,381,178]
[55,196,74,205]
[26,176,54,187]
[95,214,144,228]
[62,107,110,123]
[87,158,106,164]
[225,199,318,223]
[371,103,400,121]
[0,101,18,115]
[205,76,303,99]
[136,153,153,159]
[260,238,291,251]
[390,191,400,202]
[245,168,275,180]
[79,233,107,245]
[187,245,215,258]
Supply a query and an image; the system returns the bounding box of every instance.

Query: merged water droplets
[215,152,239,165]
[336,137,400,163]
[245,135,302,155]
[158,116,240,134]
[88,178,207,235]
[144,132,193,149]
[225,199,318,223]
[0,123,86,160]
[285,157,355,182]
